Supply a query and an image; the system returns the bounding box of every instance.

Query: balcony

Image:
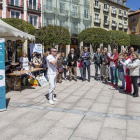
[70,12,80,19]
[7,0,23,8]
[94,18,101,24]
[103,8,109,13]
[71,28,80,35]
[112,23,117,27]
[111,10,116,15]
[59,9,68,16]
[83,14,92,21]
[27,2,41,12]
[119,24,123,28]
[118,13,122,17]
[123,14,128,18]
[44,6,56,14]
[124,25,128,29]
[104,20,109,26]
[94,4,101,10]
[72,0,79,4]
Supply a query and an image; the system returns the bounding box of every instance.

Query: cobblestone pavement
[1,64,140,140]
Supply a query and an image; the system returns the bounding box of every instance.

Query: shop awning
[0,19,35,41]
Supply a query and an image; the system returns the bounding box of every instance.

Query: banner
[30,44,42,60]
[0,38,6,111]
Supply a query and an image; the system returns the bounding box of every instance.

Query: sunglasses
[53,51,57,52]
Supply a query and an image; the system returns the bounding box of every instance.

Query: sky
[127,0,140,10]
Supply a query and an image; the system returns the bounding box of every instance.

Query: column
[22,39,28,54]
[24,0,27,21]
[90,44,93,54]
[108,44,111,52]
[100,43,103,50]
[42,45,44,53]
[80,41,83,52]
[55,45,58,51]
[66,45,70,56]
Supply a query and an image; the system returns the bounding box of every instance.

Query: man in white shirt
[47,48,60,105]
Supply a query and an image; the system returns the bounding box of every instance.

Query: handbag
[78,61,82,68]
[59,67,64,73]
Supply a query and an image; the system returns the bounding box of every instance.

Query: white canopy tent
[0,19,35,41]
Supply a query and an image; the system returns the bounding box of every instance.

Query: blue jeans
[119,72,125,88]
[110,67,118,85]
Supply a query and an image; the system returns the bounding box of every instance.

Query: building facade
[1,0,42,29]
[128,10,140,35]
[90,0,129,33]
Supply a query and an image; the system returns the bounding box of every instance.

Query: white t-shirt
[20,57,29,70]
[110,54,115,67]
[47,55,57,75]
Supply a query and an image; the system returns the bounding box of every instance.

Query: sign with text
[0,38,6,112]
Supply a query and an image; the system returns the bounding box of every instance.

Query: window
[10,0,20,6]
[60,20,65,27]
[112,20,116,25]
[84,8,89,19]
[104,4,107,10]
[124,21,127,28]
[72,22,78,32]
[85,24,89,29]
[132,16,136,23]
[112,7,115,14]
[10,10,20,18]
[84,0,89,5]
[60,2,65,14]
[46,0,52,10]
[95,13,99,21]
[29,15,38,28]
[119,10,122,15]
[29,0,37,10]
[124,11,127,17]
[95,0,98,7]
[46,18,52,26]
[72,5,78,17]
[104,15,108,24]
[132,25,136,32]
[119,21,122,27]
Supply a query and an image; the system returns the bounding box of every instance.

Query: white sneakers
[49,100,54,105]
[49,98,59,105]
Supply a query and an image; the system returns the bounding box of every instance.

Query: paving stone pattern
[1,64,140,140]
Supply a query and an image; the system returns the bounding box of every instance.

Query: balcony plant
[38,25,71,48]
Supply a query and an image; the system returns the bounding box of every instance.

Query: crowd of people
[19,46,140,105]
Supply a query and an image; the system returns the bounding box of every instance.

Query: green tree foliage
[2,18,36,35]
[109,30,130,48]
[129,34,140,46]
[78,28,110,50]
[38,25,71,48]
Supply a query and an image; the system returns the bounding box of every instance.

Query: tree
[109,30,130,49]
[2,18,36,35]
[38,25,71,48]
[78,28,110,51]
[129,34,140,47]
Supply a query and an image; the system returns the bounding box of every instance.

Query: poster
[30,44,42,60]
[0,38,6,111]
[36,74,48,87]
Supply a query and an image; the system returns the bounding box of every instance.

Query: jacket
[80,52,91,66]
[120,58,131,75]
[94,52,102,64]
[108,53,119,68]
[68,53,77,67]
[57,57,63,70]
[100,55,109,65]
[42,56,47,69]
[127,58,140,76]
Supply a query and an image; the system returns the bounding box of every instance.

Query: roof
[0,19,35,41]
[128,10,140,16]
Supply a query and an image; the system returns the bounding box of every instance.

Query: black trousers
[95,63,100,78]
[131,76,139,95]
[83,62,90,80]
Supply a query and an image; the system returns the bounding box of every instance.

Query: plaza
[1,64,140,140]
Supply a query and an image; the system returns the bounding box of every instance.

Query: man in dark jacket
[81,47,91,82]
[94,48,102,79]
[68,48,78,81]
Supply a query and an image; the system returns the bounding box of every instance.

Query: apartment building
[43,0,91,36]
[90,0,129,33]
[128,10,140,35]
[1,0,42,29]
